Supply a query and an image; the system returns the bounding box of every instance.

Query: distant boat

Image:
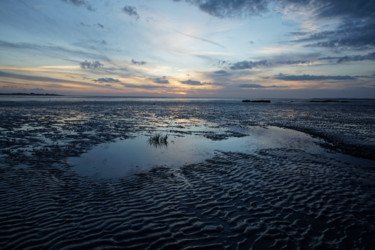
[242,99,270,103]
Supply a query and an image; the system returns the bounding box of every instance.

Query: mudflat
[1,98,374,249]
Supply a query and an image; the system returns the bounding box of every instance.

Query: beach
[1,97,374,249]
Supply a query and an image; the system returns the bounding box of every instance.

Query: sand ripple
[1,149,374,249]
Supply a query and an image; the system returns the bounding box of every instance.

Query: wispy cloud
[0,70,100,87]
[79,22,104,29]
[61,0,94,11]
[0,40,110,62]
[0,70,169,91]
[120,83,166,89]
[175,30,225,48]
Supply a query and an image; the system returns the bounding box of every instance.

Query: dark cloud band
[230,60,268,70]
[153,76,169,84]
[94,78,121,83]
[274,73,355,81]
[180,79,205,85]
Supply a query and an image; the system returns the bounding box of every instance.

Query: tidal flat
[0,97,374,249]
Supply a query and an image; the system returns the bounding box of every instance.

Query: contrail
[174,30,225,49]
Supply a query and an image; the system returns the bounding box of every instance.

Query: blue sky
[0,0,374,98]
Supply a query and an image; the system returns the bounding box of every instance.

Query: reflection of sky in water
[69,126,325,179]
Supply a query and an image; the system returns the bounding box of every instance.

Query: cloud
[203,54,320,83]
[0,40,110,62]
[120,83,166,89]
[122,6,140,20]
[79,22,90,28]
[181,0,269,18]
[274,73,355,81]
[180,79,205,85]
[265,53,320,66]
[217,60,230,67]
[0,70,101,87]
[61,0,94,11]
[176,1,375,50]
[80,60,103,69]
[131,59,146,65]
[320,52,375,63]
[179,0,375,21]
[202,69,234,84]
[184,0,374,19]
[230,60,268,70]
[93,78,121,83]
[0,71,172,92]
[79,22,104,29]
[298,0,375,19]
[239,83,276,88]
[337,52,375,63]
[213,70,229,75]
[275,59,311,65]
[295,22,375,50]
[285,1,375,50]
[72,39,108,52]
[153,76,169,84]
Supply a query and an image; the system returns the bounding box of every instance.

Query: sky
[0,0,374,98]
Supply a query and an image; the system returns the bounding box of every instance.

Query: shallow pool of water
[68,126,327,179]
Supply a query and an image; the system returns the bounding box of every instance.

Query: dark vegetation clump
[148,133,168,147]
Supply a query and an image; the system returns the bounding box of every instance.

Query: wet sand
[1,99,374,249]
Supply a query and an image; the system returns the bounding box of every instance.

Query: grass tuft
[148,133,168,147]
